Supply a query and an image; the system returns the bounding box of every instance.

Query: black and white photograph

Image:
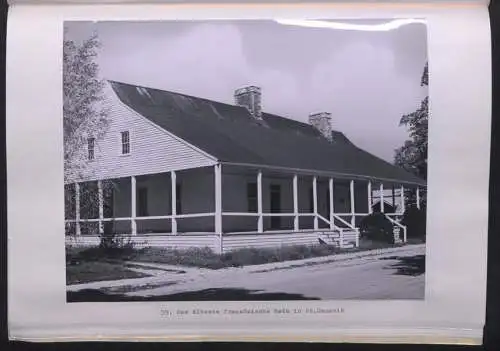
[63,19,428,302]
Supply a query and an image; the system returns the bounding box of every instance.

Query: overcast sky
[65,20,428,162]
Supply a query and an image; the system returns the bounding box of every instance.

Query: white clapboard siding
[66,235,100,247]
[318,230,357,245]
[222,232,323,252]
[66,230,361,253]
[73,82,217,182]
[66,234,218,250]
[342,230,359,243]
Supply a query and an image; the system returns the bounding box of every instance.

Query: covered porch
[65,164,423,253]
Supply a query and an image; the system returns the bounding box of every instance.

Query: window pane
[121,131,130,154]
[87,137,95,160]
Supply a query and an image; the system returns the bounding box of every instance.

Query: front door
[270,184,281,229]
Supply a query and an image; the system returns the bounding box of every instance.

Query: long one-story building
[64,81,426,253]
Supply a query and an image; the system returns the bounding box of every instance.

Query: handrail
[384,214,407,242]
[316,213,333,228]
[65,212,216,222]
[221,212,313,217]
[316,213,358,231]
[316,213,360,248]
[332,214,357,230]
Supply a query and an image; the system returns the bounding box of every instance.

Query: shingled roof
[109,80,425,186]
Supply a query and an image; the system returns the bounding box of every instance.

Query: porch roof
[109,81,426,186]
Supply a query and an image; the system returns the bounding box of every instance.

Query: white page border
[7,3,490,344]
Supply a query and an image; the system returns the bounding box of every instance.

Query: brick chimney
[309,112,333,141]
[234,86,262,120]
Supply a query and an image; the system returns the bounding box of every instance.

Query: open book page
[7,0,491,343]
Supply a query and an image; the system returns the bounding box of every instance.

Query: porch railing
[65,210,404,246]
[383,214,407,243]
[316,213,360,247]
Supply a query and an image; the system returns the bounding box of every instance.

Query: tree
[63,32,113,236]
[394,62,429,208]
[63,32,108,182]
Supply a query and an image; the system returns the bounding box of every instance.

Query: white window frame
[87,137,95,160]
[121,131,130,155]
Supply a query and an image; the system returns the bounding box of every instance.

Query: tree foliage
[395,62,429,180]
[63,32,109,182]
[394,96,428,179]
[394,62,429,208]
[420,61,428,87]
[63,32,114,236]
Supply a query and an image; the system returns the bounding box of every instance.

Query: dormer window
[87,137,95,160]
[121,131,130,154]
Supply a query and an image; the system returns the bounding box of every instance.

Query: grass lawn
[66,260,150,285]
[66,238,425,281]
[127,239,414,269]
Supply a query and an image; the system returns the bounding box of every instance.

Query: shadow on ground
[380,255,425,276]
[67,288,320,302]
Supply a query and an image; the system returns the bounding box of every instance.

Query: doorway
[270,184,281,229]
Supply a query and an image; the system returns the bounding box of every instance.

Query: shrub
[401,206,426,241]
[359,213,394,244]
[65,231,138,265]
[97,221,137,257]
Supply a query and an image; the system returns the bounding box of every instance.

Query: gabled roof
[108,80,426,186]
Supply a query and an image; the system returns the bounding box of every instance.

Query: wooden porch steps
[317,230,358,249]
[393,226,403,244]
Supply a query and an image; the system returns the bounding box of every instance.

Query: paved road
[67,246,425,301]
[122,246,425,300]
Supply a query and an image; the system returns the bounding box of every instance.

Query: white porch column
[329,178,334,230]
[214,164,223,253]
[379,183,385,213]
[313,176,318,230]
[367,181,372,214]
[171,171,177,235]
[75,182,81,236]
[416,187,421,210]
[97,180,103,234]
[257,170,263,233]
[293,175,299,231]
[400,185,405,214]
[131,176,137,235]
[350,180,355,227]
